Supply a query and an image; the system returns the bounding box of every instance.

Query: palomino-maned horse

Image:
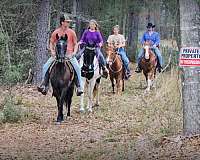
[140,41,157,92]
[50,34,75,123]
[106,46,125,94]
[79,42,101,112]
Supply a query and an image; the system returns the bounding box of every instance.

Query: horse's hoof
[88,108,93,112]
[56,122,62,125]
[80,108,85,113]
[67,116,73,120]
[95,103,99,107]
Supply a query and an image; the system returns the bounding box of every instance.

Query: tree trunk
[180,0,200,135]
[33,0,50,84]
[127,10,139,62]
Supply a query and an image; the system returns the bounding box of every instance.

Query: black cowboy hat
[146,23,155,28]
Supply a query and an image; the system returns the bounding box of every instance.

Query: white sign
[179,47,200,67]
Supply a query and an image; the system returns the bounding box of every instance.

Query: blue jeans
[137,47,163,67]
[76,47,106,66]
[117,48,130,73]
[42,56,83,90]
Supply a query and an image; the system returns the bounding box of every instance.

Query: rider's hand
[153,44,157,48]
[51,51,56,57]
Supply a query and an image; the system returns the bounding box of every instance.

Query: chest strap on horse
[49,60,56,74]
[64,58,75,81]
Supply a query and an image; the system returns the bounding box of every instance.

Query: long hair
[87,19,100,31]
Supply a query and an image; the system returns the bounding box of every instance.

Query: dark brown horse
[50,34,75,123]
[106,46,125,95]
[140,41,157,92]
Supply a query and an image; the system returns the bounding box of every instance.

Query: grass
[0,67,184,159]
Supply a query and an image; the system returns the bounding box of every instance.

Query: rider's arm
[107,35,114,47]
[118,35,126,48]
[154,32,160,47]
[78,29,87,45]
[72,31,79,54]
[97,31,104,47]
[49,32,57,57]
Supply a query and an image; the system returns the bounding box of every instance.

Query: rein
[108,51,123,73]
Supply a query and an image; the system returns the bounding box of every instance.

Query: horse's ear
[56,33,59,40]
[63,34,68,41]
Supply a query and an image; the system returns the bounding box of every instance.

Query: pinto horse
[50,34,75,122]
[79,42,101,112]
[140,41,157,92]
[106,46,125,95]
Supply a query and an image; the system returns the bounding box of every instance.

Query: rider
[37,14,83,96]
[76,19,108,78]
[135,22,163,73]
[107,25,131,79]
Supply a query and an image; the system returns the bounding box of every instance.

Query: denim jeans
[136,47,163,67]
[76,47,106,66]
[117,48,130,73]
[42,56,83,90]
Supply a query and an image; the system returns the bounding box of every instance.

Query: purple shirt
[79,29,103,47]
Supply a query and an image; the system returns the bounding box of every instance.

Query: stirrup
[135,67,141,73]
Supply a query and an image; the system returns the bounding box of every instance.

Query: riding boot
[37,72,50,95]
[125,67,132,80]
[158,66,163,73]
[74,77,83,96]
[135,65,142,73]
[157,61,163,73]
[102,65,108,79]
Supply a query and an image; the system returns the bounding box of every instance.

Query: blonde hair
[112,25,120,30]
[88,19,99,31]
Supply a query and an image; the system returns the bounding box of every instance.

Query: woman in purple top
[76,19,108,78]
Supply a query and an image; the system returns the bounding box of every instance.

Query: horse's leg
[122,79,125,92]
[66,90,73,117]
[56,96,64,122]
[116,78,122,95]
[93,78,100,106]
[80,78,86,112]
[87,80,96,112]
[110,76,115,93]
[146,73,153,92]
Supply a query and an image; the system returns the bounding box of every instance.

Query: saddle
[81,63,94,80]
[49,58,75,80]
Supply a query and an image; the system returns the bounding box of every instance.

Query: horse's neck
[81,54,99,68]
[111,54,122,69]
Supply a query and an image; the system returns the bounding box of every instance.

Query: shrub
[2,96,22,123]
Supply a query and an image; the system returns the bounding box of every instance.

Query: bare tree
[180,0,200,135]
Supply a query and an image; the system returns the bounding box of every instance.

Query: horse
[139,41,157,92]
[79,42,101,112]
[49,34,75,123]
[106,46,125,95]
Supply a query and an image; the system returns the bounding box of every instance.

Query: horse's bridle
[83,46,99,72]
[107,49,123,73]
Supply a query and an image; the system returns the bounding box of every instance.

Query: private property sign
[179,47,200,67]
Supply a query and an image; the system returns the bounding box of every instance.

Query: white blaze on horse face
[144,45,150,59]
[106,52,112,65]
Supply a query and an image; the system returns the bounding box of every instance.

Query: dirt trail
[0,67,199,160]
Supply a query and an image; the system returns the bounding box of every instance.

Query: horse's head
[105,46,117,65]
[143,41,152,60]
[83,41,96,67]
[55,34,68,62]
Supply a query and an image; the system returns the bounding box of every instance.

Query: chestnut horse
[140,41,157,92]
[106,46,125,94]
